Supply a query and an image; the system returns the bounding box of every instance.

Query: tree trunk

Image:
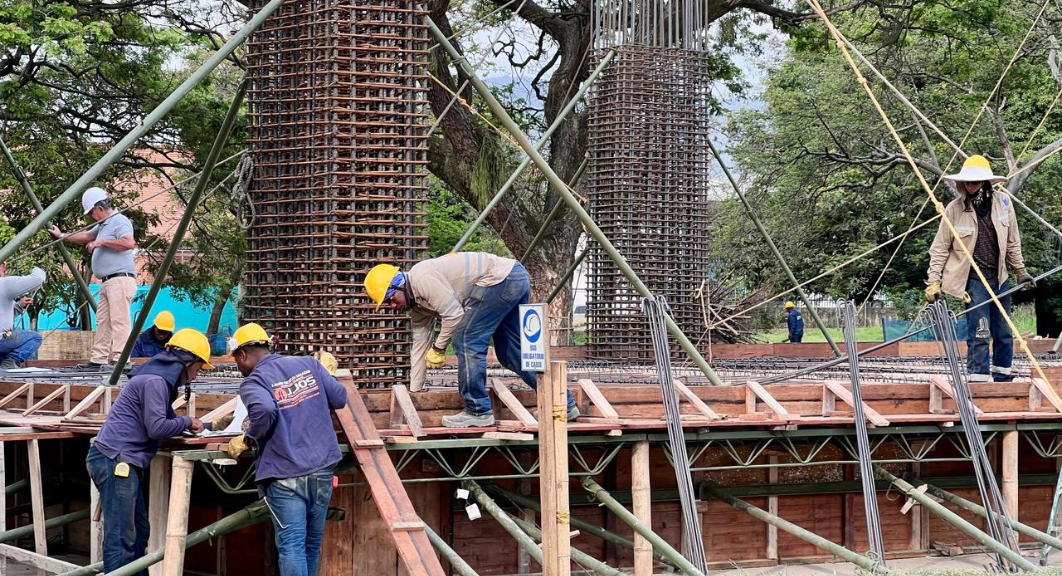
[207,255,244,335]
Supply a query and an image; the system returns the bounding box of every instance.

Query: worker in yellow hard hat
[130,310,175,357]
[364,254,578,428]
[783,301,803,343]
[87,328,223,574]
[926,154,1033,382]
[225,322,347,575]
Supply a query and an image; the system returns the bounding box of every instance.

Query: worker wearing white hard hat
[49,186,139,370]
[925,155,1033,383]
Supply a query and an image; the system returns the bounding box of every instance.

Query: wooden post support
[536,325,570,576]
[160,455,194,576]
[767,456,779,560]
[1003,429,1019,541]
[148,454,173,576]
[28,438,47,573]
[631,441,652,576]
[90,480,103,564]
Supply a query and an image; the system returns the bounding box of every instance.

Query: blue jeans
[86,445,149,576]
[0,329,41,365]
[965,277,1013,382]
[265,467,334,576]
[454,263,575,415]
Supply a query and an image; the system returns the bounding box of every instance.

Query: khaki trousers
[90,276,137,364]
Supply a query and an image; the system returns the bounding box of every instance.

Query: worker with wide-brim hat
[925,155,1034,382]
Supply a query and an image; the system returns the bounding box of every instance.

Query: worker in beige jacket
[365,252,576,427]
[924,155,1034,382]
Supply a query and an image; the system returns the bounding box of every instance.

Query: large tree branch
[740,0,871,23]
[1008,134,1062,193]
[988,101,1016,172]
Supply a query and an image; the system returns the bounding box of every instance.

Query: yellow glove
[924,281,942,303]
[314,351,338,375]
[226,434,250,459]
[426,347,446,369]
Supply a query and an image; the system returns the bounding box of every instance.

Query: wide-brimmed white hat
[944,155,1007,184]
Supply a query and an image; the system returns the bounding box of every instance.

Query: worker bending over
[131,311,174,357]
[228,323,348,576]
[87,329,226,574]
[925,155,1033,382]
[0,263,45,369]
[365,252,577,428]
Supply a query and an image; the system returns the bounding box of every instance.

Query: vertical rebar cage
[586,1,716,360]
[244,0,429,386]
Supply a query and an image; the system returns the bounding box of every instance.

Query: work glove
[1015,268,1036,290]
[211,414,235,431]
[314,350,338,375]
[226,434,250,459]
[924,281,942,303]
[426,347,446,369]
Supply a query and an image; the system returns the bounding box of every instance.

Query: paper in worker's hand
[201,397,248,436]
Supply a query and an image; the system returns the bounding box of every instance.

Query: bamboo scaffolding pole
[0,509,89,544]
[424,525,481,576]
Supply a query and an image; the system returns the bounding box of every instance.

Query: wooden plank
[334,372,446,576]
[673,378,722,420]
[28,438,47,574]
[0,543,81,573]
[160,456,194,576]
[0,383,30,410]
[821,385,836,416]
[481,431,535,441]
[1003,430,1019,542]
[746,381,791,416]
[491,379,536,426]
[23,385,70,416]
[90,479,103,563]
[538,360,571,576]
[767,456,779,560]
[823,381,890,426]
[578,378,620,421]
[1029,383,1043,412]
[1031,379,1062,412]
[929,376,984,414]
[390,387,406,430]
[64,386,107,420]
[148,455,172,576]
[201,397,238,423]
[391,385,425,438]
[632,440,652,576]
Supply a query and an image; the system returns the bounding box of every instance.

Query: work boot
[74,362,112,371]
[0,358,19,370]
[567,406,580,421]
[441,410,495,428]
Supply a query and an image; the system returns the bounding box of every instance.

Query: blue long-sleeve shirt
[239,354,348,486]
[94,374,191,468]
[131,330,168,357]
[787,308,804,341]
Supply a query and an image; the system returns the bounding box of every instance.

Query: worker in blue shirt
[784,301,804,343]
[226,323,348,576]
[86,329,230,575]
[130,311,174,357]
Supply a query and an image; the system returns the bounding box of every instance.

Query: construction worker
[784,301,804,343]
[130,311,175,357]
[0,263,45,369]
[86,329,227,574]
[364,252,577,428]
[227,323,348,576]
[925,155,1033,382]
[49,187,138,369]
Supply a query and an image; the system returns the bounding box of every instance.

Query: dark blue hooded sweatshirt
[131,329,168,358]
[94,350,199,469]
[239,354,347,487]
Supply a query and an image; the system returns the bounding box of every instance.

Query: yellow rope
[804,0,1058,403]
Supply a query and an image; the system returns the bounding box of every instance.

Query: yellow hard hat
[233,323,271,352]
[153,311,175,332]
[364,264,400,311]
[166,329,214,369]
[945,154,1006,184]
[784,301,796,308]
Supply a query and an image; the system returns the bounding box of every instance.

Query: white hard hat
[81,187,109,214]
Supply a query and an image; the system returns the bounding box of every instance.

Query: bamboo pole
[521,157,589,263]
[0,0,288,265]
[874,466,1037,571]
[424,525,480,576]
[0,509,89,544]
[546,245,590,305]
[510,514,632,576]
[580,477,706,576]
[453,52,616,252]
[0,137,97,311]
[702,485,888,574]
[108,81,247,384]
[160,456,194,576]
[427,18,724,386]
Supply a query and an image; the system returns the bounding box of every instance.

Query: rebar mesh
[585,45,715,360]
[243,0,429,386]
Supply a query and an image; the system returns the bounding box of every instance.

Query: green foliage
[426,176,510,258]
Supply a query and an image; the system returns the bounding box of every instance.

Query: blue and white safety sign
[519,304,546,372]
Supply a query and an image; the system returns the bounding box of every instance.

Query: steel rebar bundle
[841,301,886,569]
[242,0,428,386]
[643,296,708,574]
[922,300,1020,570]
